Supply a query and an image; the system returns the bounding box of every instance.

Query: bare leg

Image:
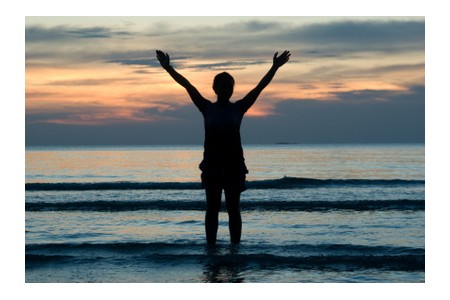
[225,188,242,244]
[205,186,222,245]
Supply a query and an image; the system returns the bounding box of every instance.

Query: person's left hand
[273,51,291,68]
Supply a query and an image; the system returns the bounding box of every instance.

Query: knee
[206,202,221,215]
[225,190,241,215]
[206,188,222,214]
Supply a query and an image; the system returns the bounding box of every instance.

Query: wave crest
[26,176,424,191]
[26,199,424,212]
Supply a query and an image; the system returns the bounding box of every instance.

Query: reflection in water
[201,244,247,283]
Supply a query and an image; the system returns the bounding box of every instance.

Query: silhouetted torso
[199,101,245,173]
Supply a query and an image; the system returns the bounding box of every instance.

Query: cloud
[280,20,425,55]
[242,85,425,144]
[26,18,424,70]
[25,25,141,65]
[45,77,143,86]
[25,25,132,42]
[107,58,162,68]
[25,17,425,146]
[153,19,425,60]
[106,55,267,71]
[26,101,112,125]
[107,55,191,68]
[26,95,196,126]
[25,103,204,146]
[190,60,267,70]
[134,102,200,121]
[299,62,425,84]
[224,20,283,32]
[126,20,423,72]
[26,85,424,145]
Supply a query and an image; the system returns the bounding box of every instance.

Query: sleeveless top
[198,100,247,175]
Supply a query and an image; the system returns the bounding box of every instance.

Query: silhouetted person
[156,50,290,245]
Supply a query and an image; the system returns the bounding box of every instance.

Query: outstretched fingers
[273,50,291,67]
[280,50,290,60]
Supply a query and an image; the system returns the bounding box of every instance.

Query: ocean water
[25,144,425,283]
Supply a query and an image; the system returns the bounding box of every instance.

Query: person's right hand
[156,50,170,69]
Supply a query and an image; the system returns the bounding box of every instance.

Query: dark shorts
[200,162,248,192]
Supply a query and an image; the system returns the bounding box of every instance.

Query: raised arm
[156,50,209,111]
[239,51,290,113]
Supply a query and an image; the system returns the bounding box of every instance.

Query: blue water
[25,144,425,282]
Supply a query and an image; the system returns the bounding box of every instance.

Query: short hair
[213,72,235,92]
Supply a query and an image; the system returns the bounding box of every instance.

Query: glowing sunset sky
[25,16,424,145]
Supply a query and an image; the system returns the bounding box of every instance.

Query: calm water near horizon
[26,143,424,182]
[25,143,425,282]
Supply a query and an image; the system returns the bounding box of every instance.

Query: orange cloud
[26,49,422,126]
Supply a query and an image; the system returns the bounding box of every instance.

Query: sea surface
[25,144,425,283]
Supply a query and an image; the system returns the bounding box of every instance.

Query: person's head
[213,72,234,101]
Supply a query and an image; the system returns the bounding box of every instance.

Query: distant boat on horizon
[275,142,298,145]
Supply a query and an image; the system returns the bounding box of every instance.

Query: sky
[25,16,425,145]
